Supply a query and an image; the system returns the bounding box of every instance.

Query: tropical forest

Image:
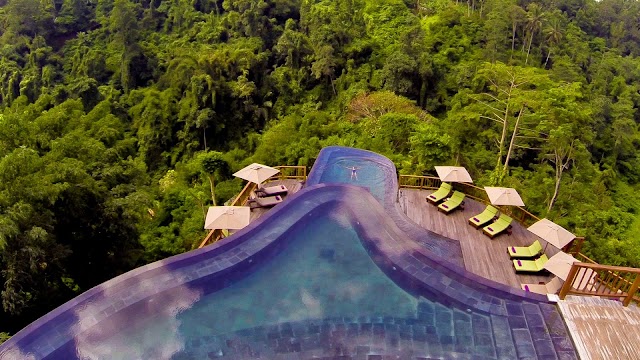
[1,0,640,340]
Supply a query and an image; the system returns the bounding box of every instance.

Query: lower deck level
[399,188,559,289]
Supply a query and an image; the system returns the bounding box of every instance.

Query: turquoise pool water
[79,211,419,359]
[316,157,389,203]
[179,212,417,334]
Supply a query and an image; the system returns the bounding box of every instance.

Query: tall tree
[524,3,545,65]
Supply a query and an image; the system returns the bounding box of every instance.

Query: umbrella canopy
[434,166,473,183]
[543,252,595,288]
[233,163,280,185]
[543,252,578,280]
[528,218,575,250]
[484,187,525,207]
[544,253,596,289]
[204,206,251,230]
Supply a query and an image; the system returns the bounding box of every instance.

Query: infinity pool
[0,146,577,359]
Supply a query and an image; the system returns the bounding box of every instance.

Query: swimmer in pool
[345,166,359,181]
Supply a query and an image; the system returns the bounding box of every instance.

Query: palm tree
[543,16,563,68]
[524,3,545,65]
[509,5,527,55]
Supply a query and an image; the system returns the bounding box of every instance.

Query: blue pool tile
[556,350,579,360]
[506,302,525,316]
[533,339,558,357]
[508,315,528,329]
[525,313,546,328]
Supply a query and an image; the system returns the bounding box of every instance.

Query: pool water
[317,158,389,203]
[179,212,416,332]
[93,208,500,360]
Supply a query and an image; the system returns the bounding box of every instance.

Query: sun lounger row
[483,213,513,238]
[427,183,466,214]
[513,254,548,273]
[437,191,465,213]
[248,195,283,208]
[468,204,513,239]
[468,205,498,228]
[426,184,513,237]
[508,240,543,258]
[256,184,288,197]
[426,182,452,204]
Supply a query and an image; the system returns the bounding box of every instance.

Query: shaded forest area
[2,0,640,337]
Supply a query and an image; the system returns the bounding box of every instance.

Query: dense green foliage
[1,0,640,336]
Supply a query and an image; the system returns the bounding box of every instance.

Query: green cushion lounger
[468,205,498,228]
[426,182,452,204]
[437,191,465,214]
[482,214,513,238]
[513,254,549,273]
[508,240,543,258]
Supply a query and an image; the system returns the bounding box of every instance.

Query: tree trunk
[203,126,208,151]
[497,101,510,170]
[548,151,562,213]
[544,49,551,68]
[502,105,525,178]
[548,141,574,213]
[208,175,216,206]
[525,32,534,65]
[511,24,517,51]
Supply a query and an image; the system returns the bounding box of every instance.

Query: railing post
[623,274,640,307]
[559,264,580,300]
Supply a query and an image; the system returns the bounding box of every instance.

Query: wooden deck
[398,188,560,289]
[248,179,304,222]
[559,296,640,360]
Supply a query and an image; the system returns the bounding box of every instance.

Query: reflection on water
[71,270,202,360]
[57,210,416,359]
[0,348,35,360]
[176,211,417,339]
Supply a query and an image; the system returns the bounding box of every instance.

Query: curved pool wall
[0,147,577,360]
[307,146,466,266]
[306,147,551,304]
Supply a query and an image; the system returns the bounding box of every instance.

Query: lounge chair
[426,183,452,204]
[437,191,465,214]
[513,254,549,273]
[482,214,513,238]
[248,195,283,209]
[256,184,288,197]
[508,240,543,258]
[521,277,563,295]
[468,205,498,228]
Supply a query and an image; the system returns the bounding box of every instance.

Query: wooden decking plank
[399,188,558,289]
[558,297,640,360]
[249,179,303,222]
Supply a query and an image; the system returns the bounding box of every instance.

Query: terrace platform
[559,295,640,360]
[248,179,305,222]
[398,188,560,290]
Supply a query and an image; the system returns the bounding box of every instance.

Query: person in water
[346,166,359,181]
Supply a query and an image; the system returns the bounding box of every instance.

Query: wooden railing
[398,175,541,226]
[269,166,307,181]
[559,262,640,306]
[197,166,307,249]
